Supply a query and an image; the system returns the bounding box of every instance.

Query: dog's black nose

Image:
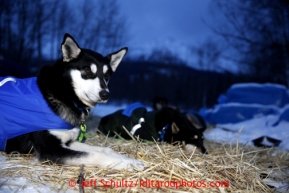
[99,90,109,100]
[201,146,208,154]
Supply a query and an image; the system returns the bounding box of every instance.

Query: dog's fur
[3,34,144,170]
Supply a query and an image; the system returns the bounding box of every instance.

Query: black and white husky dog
[0,34,144,170]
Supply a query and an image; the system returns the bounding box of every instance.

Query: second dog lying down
[99,103,207,153]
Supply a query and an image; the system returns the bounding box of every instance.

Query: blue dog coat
[0,77,74,151]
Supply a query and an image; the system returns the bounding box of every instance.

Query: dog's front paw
[110,157,146,171]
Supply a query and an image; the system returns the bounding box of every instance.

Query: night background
[1,0,289,110]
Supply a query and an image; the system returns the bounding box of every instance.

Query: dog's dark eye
[104,72,110,79]
[83,67,94,78]
[85,68,92,74]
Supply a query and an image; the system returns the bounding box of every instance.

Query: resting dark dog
[153,97,207,132]
[98,102,207,153]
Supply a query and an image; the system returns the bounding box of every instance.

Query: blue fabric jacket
[0,77,74,151]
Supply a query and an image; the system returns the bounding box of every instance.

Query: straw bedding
[0,122,288,193]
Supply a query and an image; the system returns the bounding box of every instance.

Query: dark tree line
[209,0,289,86]
[0,0,128,73]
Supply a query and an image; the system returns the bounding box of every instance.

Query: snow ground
[204,116,289,151]
[0,155,77,193]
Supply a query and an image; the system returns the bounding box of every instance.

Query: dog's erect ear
[171,122,180,134]
[107,47,128,72]
[187,113,207,133]
[61,34,81,62]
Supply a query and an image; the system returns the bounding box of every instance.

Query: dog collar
[158,124,170,142]
[73,102,90,115]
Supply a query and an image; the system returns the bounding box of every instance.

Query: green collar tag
[78,122,91,142]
